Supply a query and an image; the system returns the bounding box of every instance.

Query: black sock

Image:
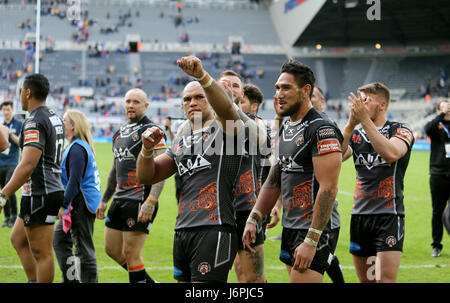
[121,263,128,271]
[326,255,345,283]
[122,261,155,283]
[129,268,147,283]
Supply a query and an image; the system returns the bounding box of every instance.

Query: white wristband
[194,71,207,81]
[201,77,213,89]
[308,227,323,236]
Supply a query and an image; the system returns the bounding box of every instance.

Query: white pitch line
[0,264,448,270]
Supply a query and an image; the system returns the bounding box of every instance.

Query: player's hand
[266,206,281,229]
[177,56,204,79]
[57,207,66,220]
[218,79,234,100]
[349,91,370,123]
[96,201,107,220]
[138,203,155,223]
[142,126,165,150]
[242,223,257,254]
[293,241,317,273]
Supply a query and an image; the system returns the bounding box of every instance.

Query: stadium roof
[293,0,450,47]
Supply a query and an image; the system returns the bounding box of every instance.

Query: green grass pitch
[0,144,448,283]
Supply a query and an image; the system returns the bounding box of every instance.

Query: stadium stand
[0,0,449,138]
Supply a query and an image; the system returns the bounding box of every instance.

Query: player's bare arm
[0,124,9,152]
[293,151,341,272]
[96,161,117,219]
[1,145,42,198]
[138,147,167,223]
[137,126,176,185]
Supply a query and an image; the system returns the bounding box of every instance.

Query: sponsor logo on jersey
[198,262,211,275]
[280,155,304,172]
[23,130,39,144]
[317,139,341,155]
[395,127,413,146]
[24,121,37,130]
[317,126,336,140]
[176,155,212,176]
[354,153,388,170]
[114,147,135,162]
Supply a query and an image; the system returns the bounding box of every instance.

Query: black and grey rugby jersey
[167,120,245,230]
[20,106,65,196]
[349,121,414,216]
[277,108,343,230]
[112,115,165,202]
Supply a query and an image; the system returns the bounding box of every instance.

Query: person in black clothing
[1,73,65,283]
[424,100,450,257]
[96,88,166,283]
[0,101,22,227]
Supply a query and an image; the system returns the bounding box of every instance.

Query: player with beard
[96,88,166,283]
[243,59,343,283]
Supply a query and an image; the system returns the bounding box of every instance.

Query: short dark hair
[23,73,50,101]
[219,70,242,82]
[280,59,315,98]
[358,82,391,107]
[0,100,13,109]
[315,86,324,97]
[243,84,263,105]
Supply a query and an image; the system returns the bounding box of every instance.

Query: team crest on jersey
[126,218,135,228]
[385,236,397,247]
[132,133,139,141]
[23,215,30,225]
[198,262,211,275]
[352,133,362,144]
[295,135,304,146]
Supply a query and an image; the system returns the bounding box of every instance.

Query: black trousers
[53,193,98,283]
[430,174,450,250]
[0,166,17,220]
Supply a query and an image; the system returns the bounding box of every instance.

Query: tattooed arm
[138,147,167,223]
[96,161,117,219]
[292,151,342,272]
[252,163,282,216]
